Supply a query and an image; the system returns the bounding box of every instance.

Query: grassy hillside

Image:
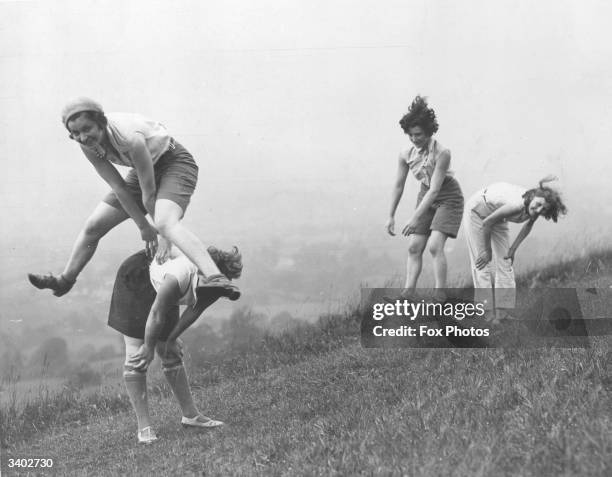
[2,250,612,476]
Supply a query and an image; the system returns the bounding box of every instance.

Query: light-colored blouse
[83,112,172,167]
[474,182,530,223]
[400,138,454,187]
[149,252,199,307]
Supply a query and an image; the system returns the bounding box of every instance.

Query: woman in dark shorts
[386,96,464,299]
[110,244,242,443]
[28,97,237,299]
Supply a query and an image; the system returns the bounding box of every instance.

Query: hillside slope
[3,251,612,476]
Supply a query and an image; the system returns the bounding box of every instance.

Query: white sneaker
[181,415,224,428]
[138,426,158,444]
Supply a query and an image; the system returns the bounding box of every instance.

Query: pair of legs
[403,230,450,294]
[123,335,217,439]
[464,210,516,319]
[61,199,221,284]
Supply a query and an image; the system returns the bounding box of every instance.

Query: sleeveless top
[401,138,454,188]
[149,251,199,307]
[83,112,171,167]
[477,182,530,223]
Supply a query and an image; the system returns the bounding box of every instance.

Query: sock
[163,364,199,419]
[123,367,151,431]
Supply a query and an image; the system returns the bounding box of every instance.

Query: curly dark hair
[522,176,568,222]
[65,110,108,132]
[399,95,439,136]
[207,245,243,279]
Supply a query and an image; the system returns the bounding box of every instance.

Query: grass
[2,249,612,476]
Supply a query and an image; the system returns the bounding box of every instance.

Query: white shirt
[149,252,199,307]
[477,182,530,223]
[103,112,172,167]
[400,138,454,187]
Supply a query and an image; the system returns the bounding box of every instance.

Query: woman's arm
[129,275,182,371]
[505,217,538,263]
[129,135,157,218]
[166,290,221,341]
[83,148,158,255]
[402,150,449,236]
[474,203,523,269]
[386,156,410,236]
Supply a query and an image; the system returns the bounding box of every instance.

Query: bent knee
[123,365,146,378]
[497,259,514,274]
[428,243,446,257]
[83,217,109,239]
[154,218,179,237]
[156,341,184,369]
[407,244,425,256]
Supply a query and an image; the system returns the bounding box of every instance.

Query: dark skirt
[107,250,179,340]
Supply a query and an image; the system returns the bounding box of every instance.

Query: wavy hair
[399,95,439,136]
[207,245,243,279]
[522,175,568,222]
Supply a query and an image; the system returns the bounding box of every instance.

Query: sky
[1,0,612,325]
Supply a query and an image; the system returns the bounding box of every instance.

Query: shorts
[413,176,464,238]
[107,251,179,340]
[103,140,199,214]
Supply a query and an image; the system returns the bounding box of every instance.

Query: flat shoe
[28,273,75,297]
[196,274,241,301]
[181,415,224,428]
[138,426,158,444]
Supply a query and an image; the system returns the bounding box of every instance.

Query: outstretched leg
[154,199,221,277]
[29,202,128,295]
[62,202,130,280]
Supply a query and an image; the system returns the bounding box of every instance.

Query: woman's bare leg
[403,234,429,292]
[29,202,129,296]
[427,231,449,289]
[153,199,220,277]
[62,202,129,281]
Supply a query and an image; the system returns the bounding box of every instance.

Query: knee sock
[163,364,199,419]
[123,367,151,431]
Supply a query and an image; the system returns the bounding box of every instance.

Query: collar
[416,137,434,156]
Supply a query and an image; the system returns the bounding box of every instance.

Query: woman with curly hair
[28,97,238,300]
[463,176,567,321]
[109,244,242,443]
[386,96,464,299]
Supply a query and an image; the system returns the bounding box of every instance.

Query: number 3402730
[8,458,54,468]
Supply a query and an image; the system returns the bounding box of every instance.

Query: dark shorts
[413,176,464,238]
[107,251,179,340]
[103,140,199,214]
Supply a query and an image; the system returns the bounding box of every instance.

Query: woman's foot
[496,309,517,322]
[181,414,224,428]
[28,273,75,297]
[383,289,420,304]
[484,309,500,325]
[197,274,240,301]
[137,426,158,444]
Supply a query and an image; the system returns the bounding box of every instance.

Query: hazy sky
[1,0,611,286]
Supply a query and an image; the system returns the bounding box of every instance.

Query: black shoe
[28,273,75,297]
[197,274,240,301]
